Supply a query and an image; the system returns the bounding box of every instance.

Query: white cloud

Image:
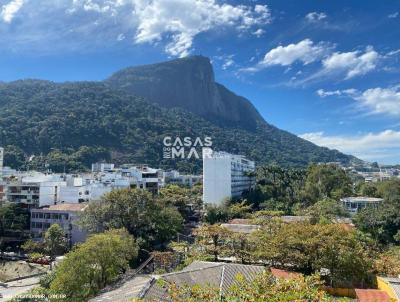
[299,130,400,162]
[316,86,400,116]
[260,39,329,67]
[316,88,358,98]
[127,0,271,57]
[305,12,327,22]
[322,46,379,79]
[0,0,271,57]
[386,49,400,56]
[222,58,234,70]
[388,12,399,18]
[213,54,235,70]
[1,0,24,23]
[253,28,265,37]
[356,86,400,116]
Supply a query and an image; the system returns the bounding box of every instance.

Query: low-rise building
[91,163,115,173]
[90,261,265,302]
[30,203,88,246]
[340,197,383,215]
[121,165,160,194]
[161,170,202,187]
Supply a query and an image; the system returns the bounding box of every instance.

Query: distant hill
[0,57,360,173]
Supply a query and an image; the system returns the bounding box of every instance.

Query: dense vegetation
[12,229,138,302]
[78,188,184,250]
[12,168,400,301]
[0,80,357,173]
[0,203,30,253]
[162,272,345,302]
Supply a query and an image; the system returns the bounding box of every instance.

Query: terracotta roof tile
[355,289,391,302]
[270,268,302,280]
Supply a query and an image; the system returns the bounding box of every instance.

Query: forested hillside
[0,78,358,173]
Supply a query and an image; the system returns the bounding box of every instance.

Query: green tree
[193,225,232,261]
[158,184,202,221]
[49,229,138,302]
[245,165,307,212]
[3,145,26,169]
[164,271,346,302]
[44,224,68,259]
[251,222,375,287]
[304,164,352,202]
[374,246,400,277]
[21,239,45,254]
[354,198,400,244]
[0,203,30,243]
[302,198,349,224]
[78,188,183,249]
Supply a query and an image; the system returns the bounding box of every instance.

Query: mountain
[106,56,264,130]
[0,57,360,173]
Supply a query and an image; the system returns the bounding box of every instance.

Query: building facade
[203,151,255,205]
[0,147,3,179]
[340,196,383,215]
[30,203,88,246]
[162,170,202,187]
[6,174,67,208]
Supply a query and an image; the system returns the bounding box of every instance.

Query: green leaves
[44,224,68,259]
[78,188,184,250]
[49,229,138,302]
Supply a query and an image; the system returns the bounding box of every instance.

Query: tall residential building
[203,150,255,205]
[0,147,4,178]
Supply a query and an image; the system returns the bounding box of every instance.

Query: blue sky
[0,0,400,164]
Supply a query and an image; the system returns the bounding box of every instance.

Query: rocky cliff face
[106,56,264,130]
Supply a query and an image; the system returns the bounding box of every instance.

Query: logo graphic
[163,136,212,159]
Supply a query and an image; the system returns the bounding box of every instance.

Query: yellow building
[377,277,400,302]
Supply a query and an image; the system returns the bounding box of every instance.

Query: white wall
[39,181,67,207]
[203,156,231,205]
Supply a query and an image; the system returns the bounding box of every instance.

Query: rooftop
[270,268,302,280]
[89,275,152,302]
[341,196,384,203]
[355,289,391,302]
[143,261,265,301]
[379,277,400,301]
[221,223,260,234]
[39,203,88,212]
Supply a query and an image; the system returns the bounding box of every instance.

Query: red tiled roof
[355,289,391,302]
[270,268,302,280]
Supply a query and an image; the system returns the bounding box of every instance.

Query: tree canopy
[49,229,138,302]
[78,188,184,249]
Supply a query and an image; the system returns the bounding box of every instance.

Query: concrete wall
[203,156,231,205]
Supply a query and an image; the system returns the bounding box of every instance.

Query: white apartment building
[6,174,67,208]
[161,170,202,187]
[91,163,115,173]
[203,151,255,205]
[57,165,161,203]
[121,165,160,194]
[0,147,4,179]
